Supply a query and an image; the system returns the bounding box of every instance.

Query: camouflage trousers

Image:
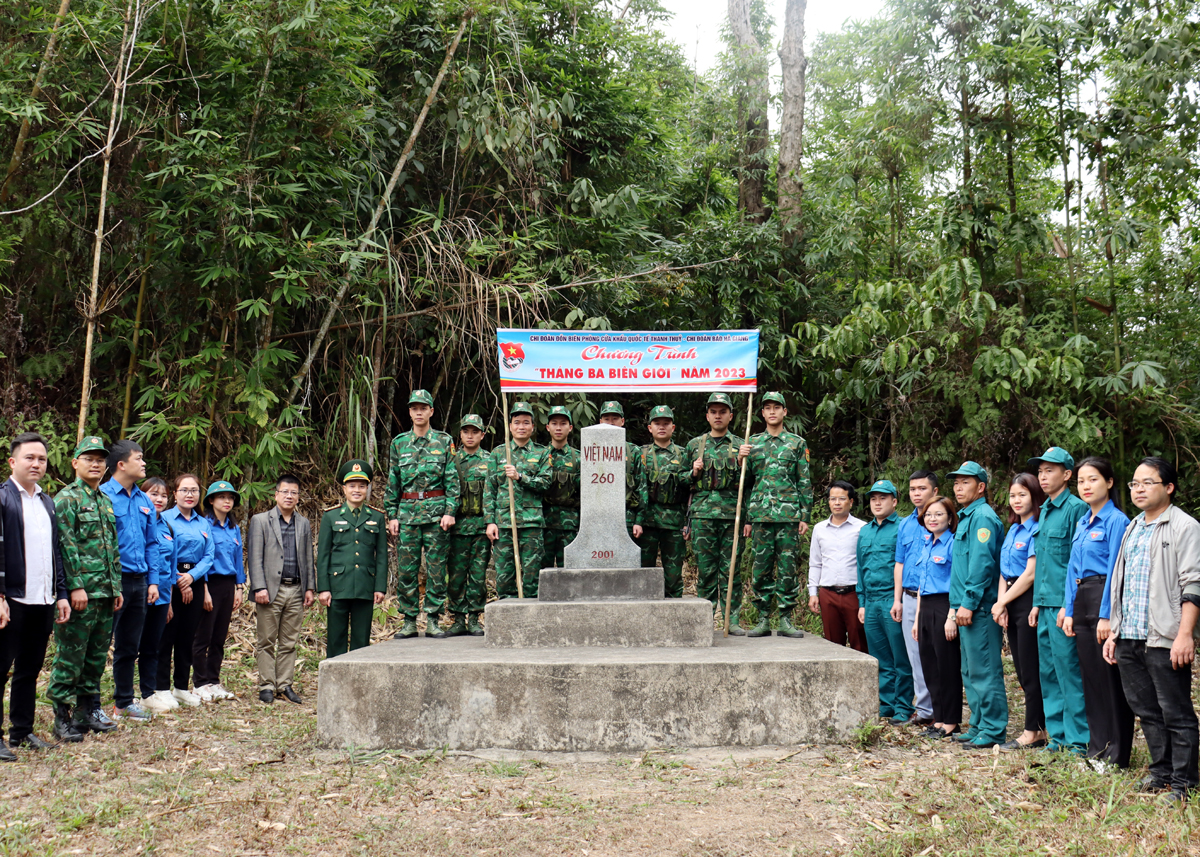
[448,532,491,615]
[397,522,449,619]
[542,526,578,570]
[692,518,743,615]
[750,522,801,614]
[494,526,544,599]
[46,596,116,708]
[640,526,686,598]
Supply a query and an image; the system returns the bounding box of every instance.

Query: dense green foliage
[2,0,1198,508]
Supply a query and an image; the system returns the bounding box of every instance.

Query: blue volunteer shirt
[152,512,180,605]
[162,506,216,583]
[915,529,954,595]
[208,514,245,584]
[1064,499,1131,619]
[101,479,167,586]
[895,508,931,590]
[1000,518,1038,582]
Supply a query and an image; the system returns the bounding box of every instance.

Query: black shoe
[74,707,117,734]
[14,734,54,751]
[907,714,934,727]
[0,741,15,763]
[280,686,303,705]
[259,689,274,705]
[1000,738,1047,751]
[1139,775,1171,793]
[53,704,85,743]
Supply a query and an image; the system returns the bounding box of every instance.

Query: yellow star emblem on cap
[352,463,362,471]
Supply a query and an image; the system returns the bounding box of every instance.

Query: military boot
[777,616,805,638]
[74,704,117,734]
[746,615,772,637]
[394,618,419,639]
[53,704,84,743]
[724,612,747,636]
[466,614,485,637]
[445,614,468,637]
[424,614,447,639]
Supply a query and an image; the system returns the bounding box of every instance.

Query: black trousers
[158,582,205,692]
[917,593,962,725]
[111,574,148,709]
[1115,638,1199,793]
[0,601,54,741]
[1074,577,1134,766]
[1006,586,1045,732]
[193,575,236,688]
[137,603,169,699]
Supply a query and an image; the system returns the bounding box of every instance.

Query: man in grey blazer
[248,474,314,704]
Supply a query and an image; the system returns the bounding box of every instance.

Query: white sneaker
[211,684,234,700]
[142,691,178,713]
[172,687,201,707]
[194,684,215,702]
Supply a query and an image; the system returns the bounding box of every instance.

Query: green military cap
[205,479,241,505]
[706,392,733,409]
[547,405,573,423]
[648,405,674,421]
[510,401,534,418]
[338,459,373,483]
[408,389,434,407]
[1027,446,1074,470]
[599,400,624,417]
[867,479,898,497]
[760,392,786,407]
[460,414,485,431]
[946,461,989,484]
[73,435,108,458]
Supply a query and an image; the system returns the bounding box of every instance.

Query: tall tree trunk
[728,0,768,223]
[1004,88,1024,315]
[777,0,806,246]
[1055,48,1079,336]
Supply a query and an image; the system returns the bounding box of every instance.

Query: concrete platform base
[317,633,878,751]
[537,567,664,601]
[483,597,713,648]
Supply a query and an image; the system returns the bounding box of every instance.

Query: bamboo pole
[723,393,755,636]
[500,392,524,598]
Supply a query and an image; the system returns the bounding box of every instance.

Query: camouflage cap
[205,479,241,505]
[510,401,535,418]
[648,405,674,421]
[408,389,434,407]
[946,461,989,484]
[867,479,898,497]
[73,435,108,458]
[706,392,733,409]
[338,459,373,483]
[460,414,485,431]
[547,405,573,423]
[761,392,786,407]
[599,400,624,417]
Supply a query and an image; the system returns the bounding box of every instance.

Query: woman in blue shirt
[990,473,1047,750]
[911,496,962,738]
[192,480,244,702]
[137,477,179,713]
[157,474,215,705]
[1061,456,1134,769]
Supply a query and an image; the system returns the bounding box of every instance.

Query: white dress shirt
[808,514,865,595]
[12,477,54,605]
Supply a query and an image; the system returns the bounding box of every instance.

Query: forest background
[1,0,1198,512]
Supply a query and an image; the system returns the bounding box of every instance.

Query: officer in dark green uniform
[638,405,689,598]
[485,401,551,598]
[597,401,645,541]
[946,461,1008,748]
[738,392,813,637]
[856,479,913,721]
[685,392,747,634]
[448,415,490,636]
[318,460,388,656]
[541,405,580,571]
[47,436,122,739]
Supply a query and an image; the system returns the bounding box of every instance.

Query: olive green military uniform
[638,406,689,598]
[598,401,645,539]
[319,461,389,657]
[384,391,461,623]
[47,460,122,716]
[449,418,491,624]
[485,402,551,598]
[542,406,581,570]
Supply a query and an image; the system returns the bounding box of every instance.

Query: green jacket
[950,497,1003,612]
[1032,489,1088,608]
[384,429,461,524]
[54,479,121,597]
[543,444,581,532]
[638,442,690,530]
[743,430,813,524]
[857,512,899,600]
[624,441,645,528]
[451,448,491,536]
[684,432,745,521]
[316,503,388,599]
[485,440,551,529]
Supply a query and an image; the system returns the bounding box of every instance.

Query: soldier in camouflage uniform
[448,414,490,636]
[47,436,123,740]
[541,405,580,570]
[385,390,460,640]
[597,401,645,541]
[685,392,748,634]
[638,405,689,598]
[737,392,813,638]
[485,401,551,598]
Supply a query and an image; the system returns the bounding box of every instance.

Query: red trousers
[818,587,868,652]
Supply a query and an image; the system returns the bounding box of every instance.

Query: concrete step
[536,566,665,601]
[484,597,713,648]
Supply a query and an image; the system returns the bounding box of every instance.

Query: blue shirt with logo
[1000,518,1038,582]
[100,479,168,586]
[162,506,216,583]
[1065,499,1130,619]
[152,511,179,605]
[207,514,245,584]
[895,508,931,591]
[915,529,954,595]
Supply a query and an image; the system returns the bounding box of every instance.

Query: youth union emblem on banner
[500,341,526,370]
